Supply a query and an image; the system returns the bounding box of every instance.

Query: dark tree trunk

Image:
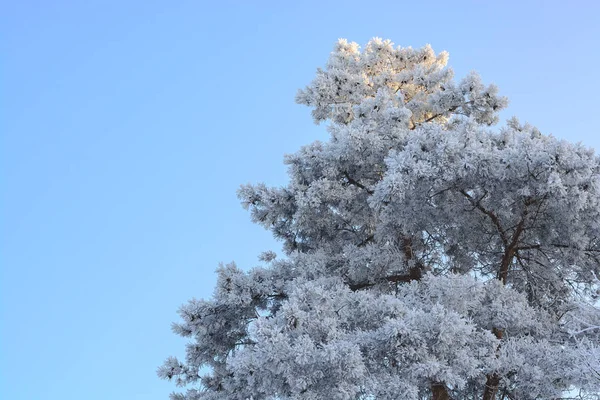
[482,328,504,400]
[431,382,452,400]
[482,373,501,400]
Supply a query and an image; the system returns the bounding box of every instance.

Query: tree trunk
[482,373,501,400]
[431,382,452,400]
[482,328,504,400]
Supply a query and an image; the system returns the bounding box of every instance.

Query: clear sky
[2,1,600,399]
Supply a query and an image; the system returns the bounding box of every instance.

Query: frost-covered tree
[159,38,600,400]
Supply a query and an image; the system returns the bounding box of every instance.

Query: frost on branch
[160,38,600,399]
[375,119,600,310]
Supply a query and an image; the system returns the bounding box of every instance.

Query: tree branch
[343,172,374,194]
[348,268,422,291]
[459,189,508,246]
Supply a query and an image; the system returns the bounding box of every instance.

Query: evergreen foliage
[159,38,600,399]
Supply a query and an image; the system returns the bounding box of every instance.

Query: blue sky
[2,1,599,399]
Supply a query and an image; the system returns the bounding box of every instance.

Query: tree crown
[160,38,600,400]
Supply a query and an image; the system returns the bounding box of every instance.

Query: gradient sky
[2,1,600,399]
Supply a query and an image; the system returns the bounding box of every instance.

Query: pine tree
[159,38,600,400]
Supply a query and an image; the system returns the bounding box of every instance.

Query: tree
[158,38,600,400]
